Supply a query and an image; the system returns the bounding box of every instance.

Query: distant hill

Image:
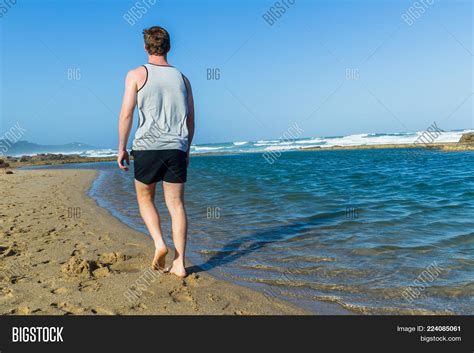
[5,141,95,156]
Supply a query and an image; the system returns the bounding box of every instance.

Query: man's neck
[148,55,169,66]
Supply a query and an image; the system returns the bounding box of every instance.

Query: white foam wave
[264,145,301,151]
[294,138,324,144]
[191,146,225,152]
[81,149,117,157]
[321,130,473,147]
[256,139,280,144]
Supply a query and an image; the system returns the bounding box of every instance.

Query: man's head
[143,26,170,56]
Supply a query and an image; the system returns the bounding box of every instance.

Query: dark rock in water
[35,153,80,161]
[459,133,474,144]
[20,155,32,162]
[17,153,82,163]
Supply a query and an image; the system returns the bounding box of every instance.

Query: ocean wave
[257,139,280,144]
[81,149,117,158]
[294,138,324,144]
[264,145,301,151]
[321,131,453,147]
[191,146,225,152]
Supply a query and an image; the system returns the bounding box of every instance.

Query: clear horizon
[1,0,472,147]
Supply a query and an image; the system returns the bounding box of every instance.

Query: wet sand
[0,169,307,315]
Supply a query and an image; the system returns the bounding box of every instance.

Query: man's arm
[183,75,195,165]
[117,70,138,170]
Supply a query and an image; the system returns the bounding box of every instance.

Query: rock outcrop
[459,133,474,144]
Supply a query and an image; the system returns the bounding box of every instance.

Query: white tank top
[132,64,189,151]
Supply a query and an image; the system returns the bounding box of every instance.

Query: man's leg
[135,180,168,270]
[162,181,187,277]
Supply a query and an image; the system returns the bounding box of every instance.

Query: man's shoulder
[128,65,147,77]
[125,66,147,83]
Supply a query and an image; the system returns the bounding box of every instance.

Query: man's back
[132,64,189,152]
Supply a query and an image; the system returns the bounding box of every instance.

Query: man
[117,26,194,278]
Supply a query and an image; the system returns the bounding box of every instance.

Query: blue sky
[0,0,472,147]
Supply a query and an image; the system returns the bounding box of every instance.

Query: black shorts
[131,149,187,184]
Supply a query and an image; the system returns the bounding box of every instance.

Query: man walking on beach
[117,26,195,278]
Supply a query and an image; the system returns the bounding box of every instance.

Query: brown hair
[143,26,170,55]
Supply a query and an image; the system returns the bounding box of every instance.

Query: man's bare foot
[166,259,187,278]
[152,246,168,270]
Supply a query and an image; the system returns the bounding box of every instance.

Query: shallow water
[33,148,474,314]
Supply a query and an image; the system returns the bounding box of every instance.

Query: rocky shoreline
[0,154,116,171]
[301,141,474,152]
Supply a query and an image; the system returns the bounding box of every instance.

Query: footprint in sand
[169,287,193,304]
[207,293,221,303]
[0,287,14,298]
[62,251,126,279]
[50,301,87,315]
[51,287,68,295]
[98,252,130,266]
[184,273,200,286]
[10,306,31,315]
[98,234,111,241]
[130,302,147,311]
[90,307,115,315]
[8,275,26,285]
[92,266,111,278]
[169,287,199,311]
[70,248,83,256]
[61,256,99,278]
[0,244,18,257]
[78,281,101,293]
[44,228,57,236]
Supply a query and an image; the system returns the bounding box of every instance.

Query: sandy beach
[0,169,307,315]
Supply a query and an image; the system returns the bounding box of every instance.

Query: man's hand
[117,150,130,171]
[186,151,190,167]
